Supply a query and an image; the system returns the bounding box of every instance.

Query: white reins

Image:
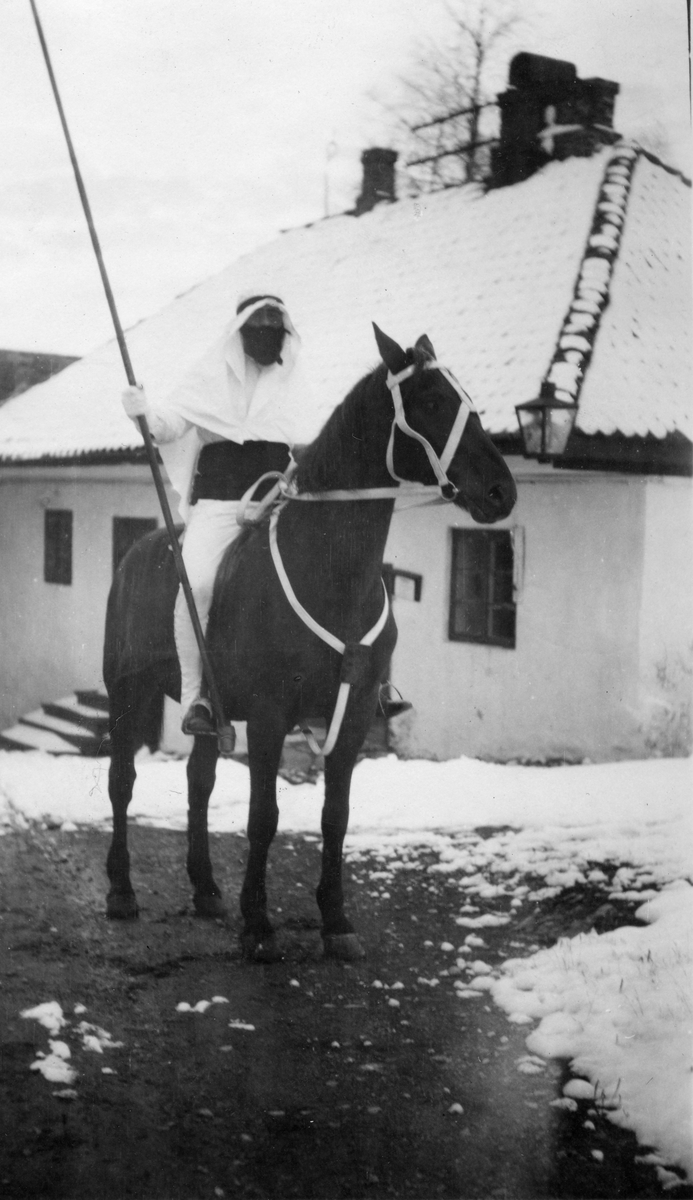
[269,506,390,756]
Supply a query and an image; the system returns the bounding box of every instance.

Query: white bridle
[236,358,477,513]
[385,359,476,500]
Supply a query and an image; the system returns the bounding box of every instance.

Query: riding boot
[181,699,216,736]
[378,683,413,720]
[380,698,413,719]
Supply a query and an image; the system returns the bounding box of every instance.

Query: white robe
[148,298,315,520]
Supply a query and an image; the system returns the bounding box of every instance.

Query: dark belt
[191,440,291,503]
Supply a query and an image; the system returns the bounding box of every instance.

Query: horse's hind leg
[106,687,139,920]
[240,707,288,962]
[187,735,225,917]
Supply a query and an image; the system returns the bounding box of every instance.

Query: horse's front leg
[187,735,225,917]
[317,708,371,962]
[240,706,288,961]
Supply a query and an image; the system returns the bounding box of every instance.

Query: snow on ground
[1,749,691,1182]
[20,1001,124,1098]
[0,747,689,841]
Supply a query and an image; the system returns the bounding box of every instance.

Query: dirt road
[0,820,682,1199]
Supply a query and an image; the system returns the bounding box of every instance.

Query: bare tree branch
[374,0,525,193]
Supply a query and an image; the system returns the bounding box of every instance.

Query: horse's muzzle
[466,477,517,524]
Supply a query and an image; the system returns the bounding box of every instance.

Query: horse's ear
[373,323,408,375]
[414,334,436,363]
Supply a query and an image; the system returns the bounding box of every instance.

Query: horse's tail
[103,526,181,694]
[107,671,167,754]
[103,526,181,755]
[138,682,166,753]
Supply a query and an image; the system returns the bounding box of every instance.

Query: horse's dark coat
[103,328,517,958]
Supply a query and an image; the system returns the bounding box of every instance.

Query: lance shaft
[29,0,234,753]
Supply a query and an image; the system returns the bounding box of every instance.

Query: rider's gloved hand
[122,385,149,420]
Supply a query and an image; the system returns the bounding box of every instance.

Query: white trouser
[174,499,241,715]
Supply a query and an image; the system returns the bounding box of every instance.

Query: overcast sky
[2,0,690,356]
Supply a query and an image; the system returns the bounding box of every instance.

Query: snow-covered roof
[0,143,689,463]
[578,154,691,438]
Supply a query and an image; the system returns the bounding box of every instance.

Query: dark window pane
[44,510,72,585]
[459,535,487,574]
[452,600,487,638]
[458,568,486,602]
[491,568,514,605]
[490,605,516,643]
[113,517,158,573]
[492,537,514,573]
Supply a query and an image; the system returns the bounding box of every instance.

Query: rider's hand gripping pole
[29,0,235,756]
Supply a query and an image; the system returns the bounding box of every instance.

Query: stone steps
[0,690,110,756]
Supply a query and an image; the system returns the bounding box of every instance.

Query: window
[449,529,516,648]
[112,516,158,574]
[44,509,73,585]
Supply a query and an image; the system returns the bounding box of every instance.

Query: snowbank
[0,748,690,839]
[488,883,693,1185]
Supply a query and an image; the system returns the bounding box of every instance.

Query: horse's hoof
[193,893,227,919]
[106,891,139,920]
[322,933,366,961]
[240,933,284,963]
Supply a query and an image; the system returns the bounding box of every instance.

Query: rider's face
[240,305,286,366]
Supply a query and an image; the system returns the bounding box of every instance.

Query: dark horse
[103,326,516,961]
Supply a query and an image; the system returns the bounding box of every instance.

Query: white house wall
[637,476,692,755]
[0,464,165,730]
[0,461,689,764]
[384,464,666,763]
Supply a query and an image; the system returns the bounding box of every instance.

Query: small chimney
[354,148,398,215]
[491,52,620,188]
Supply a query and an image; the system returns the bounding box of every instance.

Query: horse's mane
[295,361,391,494]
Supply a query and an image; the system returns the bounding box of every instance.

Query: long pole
[29,0,235,755]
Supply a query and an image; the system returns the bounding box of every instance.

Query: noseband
[386,360,476,501]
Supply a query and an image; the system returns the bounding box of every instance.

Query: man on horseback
[122,289,315,736]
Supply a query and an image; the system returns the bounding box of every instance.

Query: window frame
[448,528,516,649]
[44,509,73,586]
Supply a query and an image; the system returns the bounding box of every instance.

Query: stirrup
[378,683,413,720]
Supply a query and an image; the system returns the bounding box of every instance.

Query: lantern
[515,381,578,461]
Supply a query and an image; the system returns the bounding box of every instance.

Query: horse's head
[373,325,517,524]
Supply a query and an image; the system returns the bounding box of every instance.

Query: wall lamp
[515,381,578,462]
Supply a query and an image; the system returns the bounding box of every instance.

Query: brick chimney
[353,148,398,215]
[491,52,620,188]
